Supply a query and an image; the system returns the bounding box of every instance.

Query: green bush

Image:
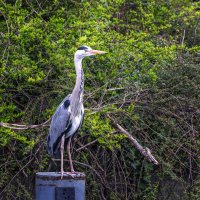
[0,0,199,199]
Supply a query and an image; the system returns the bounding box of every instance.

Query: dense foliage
[0,0,200,199]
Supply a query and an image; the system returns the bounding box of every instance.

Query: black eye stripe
[77,46,89,50]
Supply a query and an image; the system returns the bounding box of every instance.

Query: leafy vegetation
[0,0,199,199]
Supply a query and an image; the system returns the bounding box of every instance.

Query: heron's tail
[47,134,71,159]
[47,134,62,159]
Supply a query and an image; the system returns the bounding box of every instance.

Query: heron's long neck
[71,58,84,103]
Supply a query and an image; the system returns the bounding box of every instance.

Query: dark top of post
[36,172,86,181]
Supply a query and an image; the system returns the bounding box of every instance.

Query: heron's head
[75,46,106,60]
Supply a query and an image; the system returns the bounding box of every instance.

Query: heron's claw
[67,171,82,178]
[58,171,82,179]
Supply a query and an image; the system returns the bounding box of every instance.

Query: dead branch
[0,119,51,130]
[107,114,159,165]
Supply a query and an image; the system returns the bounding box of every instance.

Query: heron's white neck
[74,57,83,76]
[71,57,84,102]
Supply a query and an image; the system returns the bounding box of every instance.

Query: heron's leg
[67,136,74,172]
[60,135,65,179]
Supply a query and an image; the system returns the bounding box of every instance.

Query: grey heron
[47,46,106,178]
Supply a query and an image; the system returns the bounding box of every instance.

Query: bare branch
[107,114,159,165]
[0,119,51,130]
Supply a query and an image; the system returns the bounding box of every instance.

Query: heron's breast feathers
[66,114,82,137]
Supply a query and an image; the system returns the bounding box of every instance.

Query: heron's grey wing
[47,94,71,157]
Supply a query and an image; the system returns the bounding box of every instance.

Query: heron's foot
[66,171,82,178]
[58,171,81,178]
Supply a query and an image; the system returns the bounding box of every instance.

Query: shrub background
[0,0,200,199]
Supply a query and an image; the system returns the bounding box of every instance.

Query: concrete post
[36,172,86,200]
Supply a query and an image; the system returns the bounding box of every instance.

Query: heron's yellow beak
[89,50,107,55]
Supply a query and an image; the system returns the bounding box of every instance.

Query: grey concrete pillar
[36,172,85,200]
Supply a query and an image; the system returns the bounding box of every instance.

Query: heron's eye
[85,49,89,52]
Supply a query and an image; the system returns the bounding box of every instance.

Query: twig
[8,146,28,178]
[75,141,104,172]
[76,139,98,152]
[107,114,159,165]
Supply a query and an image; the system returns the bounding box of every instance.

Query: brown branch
[107,114,159,165]
[0,119,51,130]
